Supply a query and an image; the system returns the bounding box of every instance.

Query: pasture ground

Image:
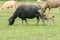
[0,1,60,40]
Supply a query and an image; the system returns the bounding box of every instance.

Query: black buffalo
[9,4,44,25]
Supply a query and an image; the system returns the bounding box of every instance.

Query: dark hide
[9,4,44,25]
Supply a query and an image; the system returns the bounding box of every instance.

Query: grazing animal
[43,12,55,25]
[9,4,44,25]
[43,0,60,13]
[0,7,2,11]
[1,1,16,10]
[40,4,45,9]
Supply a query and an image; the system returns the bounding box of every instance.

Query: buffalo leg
[36,16,40,25]
[21,18,24,23]
[58,6,60,13]
[21,18,28,24]
[48,6,52,13]
[41,17,45,26]
[24,18,28,24]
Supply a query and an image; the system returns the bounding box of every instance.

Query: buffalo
[9,4,44,25]
[43,0,60,13]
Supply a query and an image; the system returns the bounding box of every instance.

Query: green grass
[0,1,60,40]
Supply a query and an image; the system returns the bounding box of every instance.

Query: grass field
[0,1,60,40]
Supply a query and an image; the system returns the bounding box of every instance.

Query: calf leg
[48,18,54,26]
[52,17,55,23]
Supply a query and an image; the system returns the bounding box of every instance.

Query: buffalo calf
[43,12,55,25]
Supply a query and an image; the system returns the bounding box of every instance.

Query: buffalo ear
[9,18,12,22]
[38,9,43,14]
